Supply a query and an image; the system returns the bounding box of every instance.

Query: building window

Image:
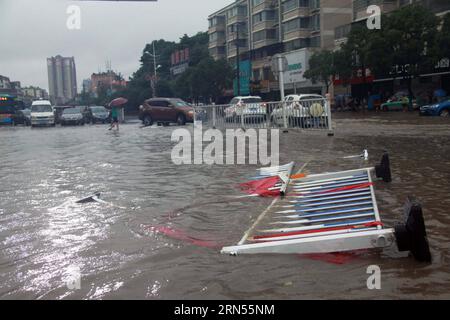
[310,14,320,31]
[284,38,310,51]
[283,17,310,33]
[209,32,225,42]
[253,0,265,6]
[253,10,276,24]
[282,0,310,12]
[253,29,277,42]
[228,6,247,18]
[310,36,320,47]
[310,0,320,9]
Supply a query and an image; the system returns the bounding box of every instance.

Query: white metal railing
[193,98,332,131]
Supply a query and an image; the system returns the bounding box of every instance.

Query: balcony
[282,7,310,22]
[253,0,277,14]
[283,29,310,42]
[209,38,226,49]
[252,20,276,32]
[209,47,226,60]
[253,38,278,50]
[208,24,226,34]
[227,46,249,59]
[227,31,248,42]
[227,15,247,26]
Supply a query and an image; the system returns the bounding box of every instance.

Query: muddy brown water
[0,113,449,299]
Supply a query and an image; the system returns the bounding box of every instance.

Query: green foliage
[121,32,233,110]
[438,13,450,60]
[382,4,439,78]
[303,50,336,92]
[333,4,443,102]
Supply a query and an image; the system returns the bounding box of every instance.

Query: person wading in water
[109,106,119,131]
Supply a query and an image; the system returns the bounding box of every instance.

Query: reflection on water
[0,114,449,299]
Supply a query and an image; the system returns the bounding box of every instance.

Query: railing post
[193,106,197,127]
[212,106,216,129]
[326,98,334,136]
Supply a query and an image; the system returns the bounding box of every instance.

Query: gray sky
[0,0,230,91]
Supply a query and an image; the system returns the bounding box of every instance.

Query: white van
[30,100,55,127]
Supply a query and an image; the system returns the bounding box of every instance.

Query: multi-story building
[208,0,353,98]
[90,71,126,98]
[23,86,49,100]
[0,76,23,98]
[47,55,78,105]
[0,75,11,90]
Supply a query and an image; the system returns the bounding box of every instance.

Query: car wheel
[143,115,153,126]
[177,114,186,126]
[439,109,449,118]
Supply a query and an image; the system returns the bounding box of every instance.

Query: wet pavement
[0,112,449,299]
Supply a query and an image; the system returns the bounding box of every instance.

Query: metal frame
[221,166,395,256]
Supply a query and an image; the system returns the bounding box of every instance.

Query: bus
[0,94,17,125]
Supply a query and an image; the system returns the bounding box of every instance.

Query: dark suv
[138,98,194,126]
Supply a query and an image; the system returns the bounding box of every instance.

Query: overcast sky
[0,0,230,91]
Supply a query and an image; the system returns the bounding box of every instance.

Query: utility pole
[236,23,240,96]
[153,41,158,98]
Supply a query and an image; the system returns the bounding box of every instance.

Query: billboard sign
[233,60,251,96]
[282,49,308,84]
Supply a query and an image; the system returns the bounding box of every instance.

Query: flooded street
[1,113,449,299]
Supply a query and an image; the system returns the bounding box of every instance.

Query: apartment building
[208,0,353,97]
[47,55,78,105]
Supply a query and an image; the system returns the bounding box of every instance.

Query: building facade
[90,71,126,98]
[47,55,78,105]
[0,75,11,90]
[208,0,353,98]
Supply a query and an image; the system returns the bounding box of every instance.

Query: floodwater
[0,113,449,299]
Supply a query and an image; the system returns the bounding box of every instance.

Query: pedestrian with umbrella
[107,97,128,131]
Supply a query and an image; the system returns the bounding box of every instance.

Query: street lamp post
[146,42,160,98]
[152,42,158,97]
[236,23,240,96]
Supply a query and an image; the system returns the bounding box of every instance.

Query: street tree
[303,50,335,93]
[438,13,450,60]
[378,4,440,107]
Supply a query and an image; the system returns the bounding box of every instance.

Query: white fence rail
[193,98,332,131]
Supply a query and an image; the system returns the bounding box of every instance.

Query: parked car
[89,106,110,123]
[60,107,85,126]
[419,97,450,117]
[139,98,194,126]
[224,96,267,123]
[30,100,55,127]
[54,106,72,124]
[381,92,417,111]
[13,109,31,126]
[271,94,328,127]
